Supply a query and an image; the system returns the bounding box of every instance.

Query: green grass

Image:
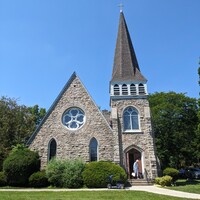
[0,179,199,200]
[0,191,194,200]
[167,179,200,194]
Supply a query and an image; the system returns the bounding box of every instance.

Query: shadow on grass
[176,179,200,186]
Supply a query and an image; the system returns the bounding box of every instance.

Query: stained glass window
[62,108,85,130]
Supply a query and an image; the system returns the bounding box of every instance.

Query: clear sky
[0,0,199,111]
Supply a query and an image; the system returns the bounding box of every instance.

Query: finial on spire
[119,2,123,13]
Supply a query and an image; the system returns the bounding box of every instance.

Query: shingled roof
[111,11,147,82]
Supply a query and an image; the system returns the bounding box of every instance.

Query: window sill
[123,131,143,134]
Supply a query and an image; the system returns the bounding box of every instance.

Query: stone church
[27,11,158,180]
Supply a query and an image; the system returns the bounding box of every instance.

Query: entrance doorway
[126,148,142,179]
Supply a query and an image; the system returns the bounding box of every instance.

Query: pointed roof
[27,72,112,146]
[111,11,147,82]
[26,72,77,145]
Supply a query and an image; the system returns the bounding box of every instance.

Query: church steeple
[111,11,146,82]
[110,11,148,97]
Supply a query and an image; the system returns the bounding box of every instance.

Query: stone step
[128,179,153,186]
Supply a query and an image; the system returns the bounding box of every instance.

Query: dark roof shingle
[111,12,147,82]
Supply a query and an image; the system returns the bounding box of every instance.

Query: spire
[119,2,123,13]
[111,12,147,82]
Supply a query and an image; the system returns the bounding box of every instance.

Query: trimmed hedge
[155,175,172,187]
[29,170,49,188]
[46,159,85,188]
[82,161,127,188]
[3,145,40,187]
[163,167,179,183]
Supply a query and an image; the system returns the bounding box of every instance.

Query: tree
[0,96,46,170]
[149,92,198,169]
[196,59,200,164]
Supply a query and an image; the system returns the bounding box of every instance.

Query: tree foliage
[196,60,200,164]
[0,96,46,170]
[149,92,198,169]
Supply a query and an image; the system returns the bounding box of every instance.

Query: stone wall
[29,76,114,169]
[111,98,158,179]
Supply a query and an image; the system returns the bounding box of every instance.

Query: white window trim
[62,107,86,130]
[111,83,148,97]
[123,106,141,132]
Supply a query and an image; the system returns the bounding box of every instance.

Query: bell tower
[110,11,158,180]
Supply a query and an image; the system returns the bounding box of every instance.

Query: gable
[27,72,113,158]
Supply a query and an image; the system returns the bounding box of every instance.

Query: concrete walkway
[0,186,200,199]
[128,185,200,199]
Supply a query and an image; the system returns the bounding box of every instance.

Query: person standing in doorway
[133,159,139,179]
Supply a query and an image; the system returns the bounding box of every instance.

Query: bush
[0,171,7,187]
[46,159,85,188]
[163,167,179,183]
[82,161,127,188]
[155,176,172,187]
[29,170,49,188]
[3,144,40,187]
[155,177,162,185]
[159,175,172,187]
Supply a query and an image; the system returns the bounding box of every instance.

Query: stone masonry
[29,74,114,169]
[110,98,158,179]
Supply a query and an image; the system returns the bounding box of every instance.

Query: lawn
[0,190,195,200]
[167,179,200,194]
[0,179,199,200]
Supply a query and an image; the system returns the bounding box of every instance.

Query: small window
[123,107,139,131]
[89,138,98,161]
[130,84,137,95]
[139,83,145,95]
[48,139,57,161]
[114,84,120,95]
[122,84,128,95]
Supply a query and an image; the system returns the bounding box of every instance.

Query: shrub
[46,159,85,188]
[0,171,7,187]
[159,175,172,187]
[29,170,49,188]
[82,161,127,188]
[155,176,172,187]
[3,144,40,187]
[155,177,162,185]
[163,167,179,183]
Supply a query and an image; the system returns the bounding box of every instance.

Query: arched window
[139,83,145,95]
[48,139,57,161]
[130,84,137,95]
[89,138,98,161]
[114,84,120,95]
[122,84,128,95]
[123,107,139,131]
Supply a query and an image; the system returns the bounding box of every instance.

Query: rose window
[62,108,85,130]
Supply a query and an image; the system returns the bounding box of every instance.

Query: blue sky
[0,0,199,110]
